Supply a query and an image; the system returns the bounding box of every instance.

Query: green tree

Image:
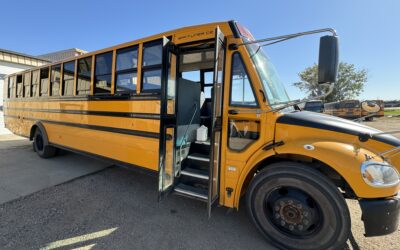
[294,62,367,102]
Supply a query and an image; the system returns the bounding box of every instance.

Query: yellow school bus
[325,99,385,121]
[324,99,361,119]
[3,21,400,250]
[361,99,385,120]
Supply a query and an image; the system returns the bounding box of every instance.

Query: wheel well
[240,154,356,200]
[29,125,38,141]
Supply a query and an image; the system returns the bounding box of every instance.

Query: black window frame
[115,45,139,95]
[6,77,11,99]
[62,60,76,96]
[229,52,259,108]
[77,56,92,96]
[94,51,113,95]
[16,74,23,98]
[141,40,163,93]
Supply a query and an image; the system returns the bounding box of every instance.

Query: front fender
[234,140,399,208]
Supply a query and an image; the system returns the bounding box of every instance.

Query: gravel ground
[360,116,400,138]
[0,117,399,250]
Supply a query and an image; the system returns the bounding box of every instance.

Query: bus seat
[176,79,201,146]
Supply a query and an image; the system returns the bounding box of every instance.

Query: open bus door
[158,37,178,200]
[208,27,225,216]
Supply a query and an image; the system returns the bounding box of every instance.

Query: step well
[181,167,209,180]
[174,183,208,201]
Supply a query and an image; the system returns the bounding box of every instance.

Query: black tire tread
[33,127,56,158]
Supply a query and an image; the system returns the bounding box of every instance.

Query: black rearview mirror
[318,35,339,84]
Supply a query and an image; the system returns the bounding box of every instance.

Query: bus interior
[173,43,218,199]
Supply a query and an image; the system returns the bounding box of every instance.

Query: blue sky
[1,0,399,100]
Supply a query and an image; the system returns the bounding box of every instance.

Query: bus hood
[276,111,400,148]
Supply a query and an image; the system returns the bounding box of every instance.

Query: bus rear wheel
[246,162,350,250]
[33,128,56,158]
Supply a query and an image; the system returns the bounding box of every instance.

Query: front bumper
[359,194,400,237]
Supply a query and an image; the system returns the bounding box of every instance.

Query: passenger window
[230,53,257,107]
[32,70,40,97]
[182,71,200,82]
[116,46,138,94]
[16,75,23,98]
[8,76,15,98]
[50,64,61,96]
[40,68,49,97]
[24,72,31,97]
[228,120,260,151]
[94,52,113,95]
[77,56,92,95]
[143,43,162,66]
[141,41,162,92]
[63,61,75,96]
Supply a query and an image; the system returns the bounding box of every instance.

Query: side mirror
[318,35,339,84]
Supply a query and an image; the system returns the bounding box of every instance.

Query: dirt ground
[360,116,400,138]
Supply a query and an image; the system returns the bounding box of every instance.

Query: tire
[33,127,56,158]
[246,161,351,250]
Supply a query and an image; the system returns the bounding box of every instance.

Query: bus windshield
[246,42,290,107]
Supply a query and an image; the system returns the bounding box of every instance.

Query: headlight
[361,161,400,187]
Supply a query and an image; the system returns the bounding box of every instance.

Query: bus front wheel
[33,128,56,158]
[246,162,350,250]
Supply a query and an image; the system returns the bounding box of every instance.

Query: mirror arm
[230,28,337,49]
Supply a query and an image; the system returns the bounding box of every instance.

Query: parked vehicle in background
[324,99,384,120]
[324,99,361,119]
[361,100,384,120]
[303,100,324,113]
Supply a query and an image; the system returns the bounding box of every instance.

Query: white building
[0,48,87,107]
[0,49,50,107]
[38,48,87,62]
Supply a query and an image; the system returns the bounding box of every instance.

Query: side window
[32,70,40,97]
[63,61,75,96]
[9,76,15,98]
[94,52,113,95]
[24,72,31,97]
[77,56,92,95]
[141,41,162,92]
[115,46,138,94]
[16,74,23,98]
[228,120,260,151]
[50,64,61,96]
[40,68,49,97]
[230,53,257,107]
